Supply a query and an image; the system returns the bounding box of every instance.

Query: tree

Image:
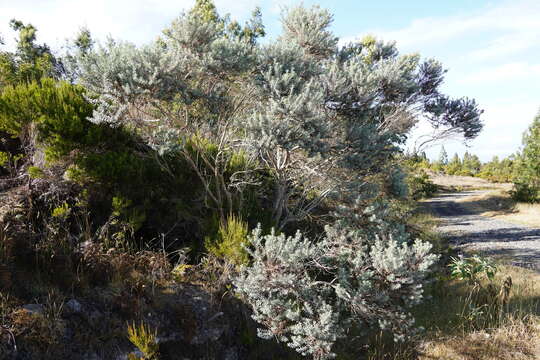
[439,146,448,165]
[460,151,480,176]
[446,153,462,175]
[513,111,540,201]
[469,154,481,174]
[68,3,482,228]
[0,19,60,88]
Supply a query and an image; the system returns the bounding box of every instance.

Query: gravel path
[425,190,540,272]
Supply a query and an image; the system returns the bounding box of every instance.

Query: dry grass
[456,189,540,228]
[366,264,540,360]
[493,202,540,228]
[430,173,512,191]
[376,207,540,360]
[418,265,540,360]
[420,320,540,360]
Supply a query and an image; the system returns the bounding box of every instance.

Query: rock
[224,347,239,360]
[89,310,103,321]
[156,332,182,344]
[22,303,44,315]
[82,352,102,360]
[115,349,144,360]
[190,326,225,345]
[66,299,82,313]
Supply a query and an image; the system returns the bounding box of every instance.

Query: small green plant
[171,264,193,283]
[103,196,147,251]
[28,166,45,179]
[44,289,65,324]
[0,152,24,176]
[0,151,9,167]
[406,170,438,199]
[51,202,70,219]
[205,214,249,266]
[127,321,159,360]
[448,255,513,330]
[449,255,497,283]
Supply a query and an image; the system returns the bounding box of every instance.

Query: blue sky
[1,0,539,161]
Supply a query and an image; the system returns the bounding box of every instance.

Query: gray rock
[224,347,239,360]
[190,326,225,345]
[115,350,144,360]
[83,352,102,360]
[88,310,103,321]
[156,332,182,344]
[66,299,82,313]
[22,303,44,315]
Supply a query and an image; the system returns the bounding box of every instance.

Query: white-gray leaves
[234,218,438,359]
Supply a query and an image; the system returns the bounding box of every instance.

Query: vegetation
[204,214,249,266]
[412,108,540,205]
[127,322,160,360]
[513,111,540,202]
[4,1,536,359]
[427,149,486,178]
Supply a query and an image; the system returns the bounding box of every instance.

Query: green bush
[205,214,249,266]
[127,322,159,360]
[511,182,540,203]
[449,255,497,283]
[406,171,438,200]
[512,112,540,202]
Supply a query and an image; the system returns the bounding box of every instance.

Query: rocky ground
[426,190,540,272]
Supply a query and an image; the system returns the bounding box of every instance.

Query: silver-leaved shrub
[235,216,438,359]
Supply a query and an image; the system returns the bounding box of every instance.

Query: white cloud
[458,62,540,84]
[0,0,191,50]
[418,98,539,161]
[467,32,539,61]
[361,0,540,59]
[0,0,264,51]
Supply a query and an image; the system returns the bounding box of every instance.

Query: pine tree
[468,154,481,175]
[0,20,60,88]
[446,153,462,175]
[514,111,540,201]
[438,146,448,166]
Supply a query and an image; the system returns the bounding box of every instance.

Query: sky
[1,0,539,162]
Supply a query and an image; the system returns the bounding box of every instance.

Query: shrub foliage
[0,2,485,358]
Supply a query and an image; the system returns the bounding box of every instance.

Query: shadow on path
[425,191,540,272]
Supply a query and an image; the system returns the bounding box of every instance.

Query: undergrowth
[365,210,540,360]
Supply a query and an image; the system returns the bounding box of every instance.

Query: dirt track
[425,190,540,272]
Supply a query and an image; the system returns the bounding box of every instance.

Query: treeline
[414,149,518,183]
[409,111,540,202]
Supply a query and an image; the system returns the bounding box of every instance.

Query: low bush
[512,182,540,203]
[127,322,160,360]
[407,170,438,200]
[205,214,249,266]
[234,220,438,359]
